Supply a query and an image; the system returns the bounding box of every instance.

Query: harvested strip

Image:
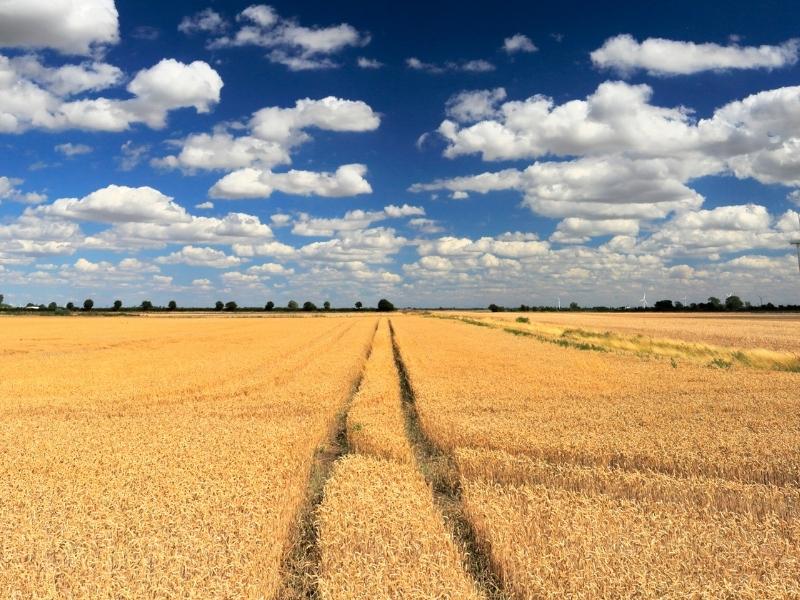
[456,448,800,520]
[462,479,800,599]
[346,318,414,464]
[317,454,484,600]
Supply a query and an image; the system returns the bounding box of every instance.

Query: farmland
[1,312,799,598]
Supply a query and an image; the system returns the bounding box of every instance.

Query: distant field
[1,313,798,598]
[442,310,800,370]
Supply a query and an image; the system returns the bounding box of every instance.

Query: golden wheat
[0,316,375,598]
[5,312,799,598]
[462,479,800,599]
[346,318,414,464]
[393,316,800,485]
[317,454,483,600]
[319,317,481,598]
[391,314,800,597]
[449,310,800,354]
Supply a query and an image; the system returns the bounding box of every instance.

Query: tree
[113,300,123,311]
[48,302,57,311]
[225,301,237,311]
[168,300,177,311]
[377,298,395,312]
[66,302,75,311]
[265,301,275,311]
[287,300,299,310]
[303,301,317,311]
[141,300,153,311]
[654,299,674,311]
[323,301,331,310]
[725,295,744,310]
[0,294,4,305]
[83,298,94,311]
[708,296,722,310]
[488,303,501,312]
[355,301,363,310]
[215,300,224,311]
[569,302,580,311]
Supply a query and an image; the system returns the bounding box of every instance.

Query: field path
[312,318,504,600]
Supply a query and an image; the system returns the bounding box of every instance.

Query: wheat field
[1,312,799,598]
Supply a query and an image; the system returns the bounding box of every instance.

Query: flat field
[1,312,798,598]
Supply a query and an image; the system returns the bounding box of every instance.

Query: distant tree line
[487,295,800,313]
[0,295,397,313]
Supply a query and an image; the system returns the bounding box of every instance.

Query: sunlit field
[1,312,798,598]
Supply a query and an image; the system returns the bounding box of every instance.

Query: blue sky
[1,0,800,308]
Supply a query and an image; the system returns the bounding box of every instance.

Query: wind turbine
[557,296,561,310]
[791,213,800,273]
[640,289,648,309]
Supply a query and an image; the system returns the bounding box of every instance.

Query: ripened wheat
[391,315,800,597]
[317,454,483,600]
[4,312,799,598]
[319,317,481,598]
[447,310,800,354]
[462,479,800,599]
[393,316,800,485]
[0,316,375,598]
[346,318,414,464]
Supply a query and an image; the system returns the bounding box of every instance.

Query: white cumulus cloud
[591,34,800,76]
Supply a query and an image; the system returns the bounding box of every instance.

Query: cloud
[232,241,296,258]
[0,0,119,56]
[192,278,213,289]
[445,88,507,123]
[298,227,407,264]
[8,55,122,96]
[0,176,47,204]
[289,204,423,237]
[270,213,291,226]
[408,218,444,233]
[406,57,495,73]
[55,142,92,156]
[220,271,262,286]
[383,204,425,218]
[0,57,223,133]
[118,141,150,171]
[591,34,800,76]
[156,245,244,268]
[291,209,385,236]
[357,57,383,69]
[247,262,294,276]
[412,81,800,232]
[154,96,379,173]
[550,217,640,244]
[637,204,789,258]
[152,131,291,172]
[206,4,368,70]
[210,164,372,199]
[196,201,214,210]
[89,212,274,250]
[250,97,380,144]
[36,185,190,224]
[178,9,227,35]
[503,34,537,54]
[121,59,223,127]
